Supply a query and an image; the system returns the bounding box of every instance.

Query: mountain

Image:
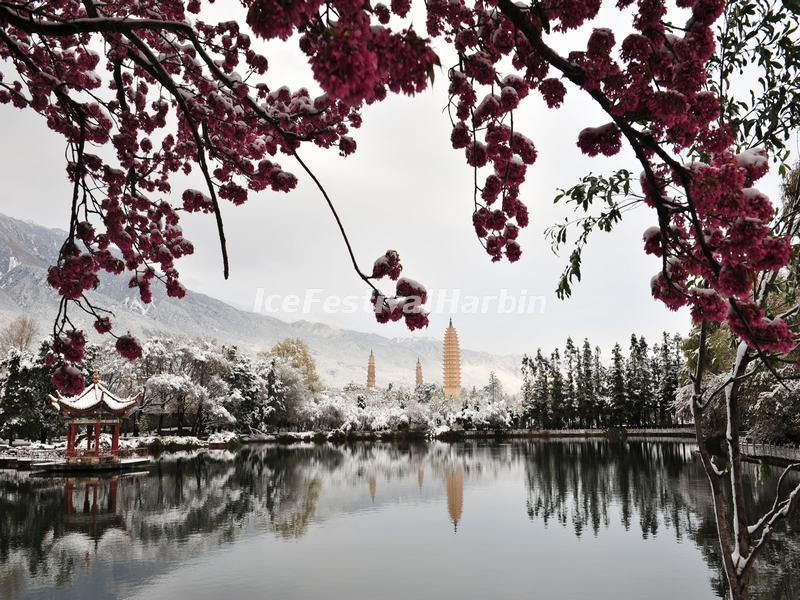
[0,213,522,390]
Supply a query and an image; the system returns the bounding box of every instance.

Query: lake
[1,440,799,600]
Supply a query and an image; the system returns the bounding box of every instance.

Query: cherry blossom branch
[120,26,230,278]
[290,148,379,294]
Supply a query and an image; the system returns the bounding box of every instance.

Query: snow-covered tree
[266,338,323,392]
[484,371,504,404]
[0,316,38,353]
[0,345,61,442]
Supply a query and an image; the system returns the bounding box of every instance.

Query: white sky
[0,2,788,356]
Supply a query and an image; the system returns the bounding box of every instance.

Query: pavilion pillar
[66,423,76,458]
[111,423,120,457]
[94,420,101,456]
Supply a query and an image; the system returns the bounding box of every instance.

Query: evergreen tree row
[521,333,683,430]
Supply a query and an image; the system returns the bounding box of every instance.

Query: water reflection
[0,441,798,600]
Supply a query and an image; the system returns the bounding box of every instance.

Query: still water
[1,440,799,600]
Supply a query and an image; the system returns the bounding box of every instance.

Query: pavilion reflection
[63,475,130,539]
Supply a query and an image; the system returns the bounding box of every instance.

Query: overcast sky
[0,2,789,357]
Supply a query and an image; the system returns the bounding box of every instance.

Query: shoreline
[241,426,698,445]
[0,427,697,466]
[4,428,798,471]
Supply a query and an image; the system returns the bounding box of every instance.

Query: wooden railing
[739,438,800,462]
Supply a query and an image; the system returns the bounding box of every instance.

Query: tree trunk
[192,406,203,436]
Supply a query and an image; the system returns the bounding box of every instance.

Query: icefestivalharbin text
[251,288,547,316]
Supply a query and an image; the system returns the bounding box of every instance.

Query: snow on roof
[49,374,139,416]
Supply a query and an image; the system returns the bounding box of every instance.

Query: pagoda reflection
[445,466,464,532]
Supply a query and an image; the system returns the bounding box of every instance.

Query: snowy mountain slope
[0,213,521,390]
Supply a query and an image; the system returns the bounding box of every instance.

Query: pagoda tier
[443,319,461,398]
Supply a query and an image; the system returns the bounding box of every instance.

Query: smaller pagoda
[50,373,139,465]
[367,350,376,388]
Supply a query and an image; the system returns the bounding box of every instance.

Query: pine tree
[521,354,536,427]
[592,346,607,427]
[549,349,565,428]
[625,335,646,426]
[533,350,551,428]
[649,343,663,426]
[485,371,502,403]
[577,339,594,427]
[637,336,653,426]
[563,338,578,427]
[609,343,627,427]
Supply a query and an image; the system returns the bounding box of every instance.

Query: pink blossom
[577,123,622,156]
[539,78,567,108]
[93,317,113,334]
[52,364,85,395]
[53,330,86,363]
[372,250,403,280]
[451,122,471,149]
[396,277,428,304]
[116,334,143,361]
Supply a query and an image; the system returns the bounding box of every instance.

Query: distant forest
[521,333,683,429]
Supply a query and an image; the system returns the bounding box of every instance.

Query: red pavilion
[49,372,139,465]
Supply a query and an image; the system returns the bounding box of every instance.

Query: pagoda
[367,350,376,388]
[415,358,424,387]
[443,319,461,397]
[49,373,139,465]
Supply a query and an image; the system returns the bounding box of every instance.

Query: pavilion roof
[49,373,139,417]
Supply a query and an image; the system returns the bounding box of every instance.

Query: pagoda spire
[415,357,424,387]
[367,350,376,388]
[443,320,461,398]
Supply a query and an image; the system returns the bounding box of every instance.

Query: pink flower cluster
[116,334,144,361]
[52,364,86,396]
[577,124,622,157]
[289,0,439,107]
[370,253,429,330]
[644,148,795,353]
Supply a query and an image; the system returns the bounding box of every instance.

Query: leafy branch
[544,169,641,299]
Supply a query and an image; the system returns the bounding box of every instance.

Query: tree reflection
[0,441,798,599]
[520,440,800,599]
